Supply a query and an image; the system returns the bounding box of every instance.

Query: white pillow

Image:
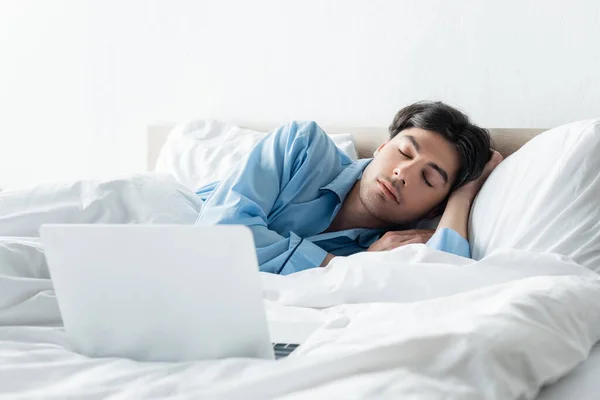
[155,119,359,191]
[469,119,600,270]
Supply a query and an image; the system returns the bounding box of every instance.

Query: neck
[327,180,388,232]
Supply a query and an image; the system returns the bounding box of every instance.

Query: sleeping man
[195,101,503,274]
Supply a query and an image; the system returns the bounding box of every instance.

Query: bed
[0,120,599,399]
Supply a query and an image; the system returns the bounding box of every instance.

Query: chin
[360,188,404,226]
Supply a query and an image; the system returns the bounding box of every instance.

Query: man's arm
[196,121,341,275]
[432,150,504,257]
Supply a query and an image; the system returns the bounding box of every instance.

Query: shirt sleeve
[426,227,471,258]
[195,121,338,275]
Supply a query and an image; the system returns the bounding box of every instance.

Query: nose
[392,162,418,186]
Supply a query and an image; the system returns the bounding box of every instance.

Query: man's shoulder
[281,120,330,143]
[267,120,358,169]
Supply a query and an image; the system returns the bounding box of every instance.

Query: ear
[373,140,390,157]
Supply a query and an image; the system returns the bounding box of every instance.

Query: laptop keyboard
[273,343,299,359]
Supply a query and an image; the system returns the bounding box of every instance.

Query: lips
[377,179,400,204]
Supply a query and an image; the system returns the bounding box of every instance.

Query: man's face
[359,127,461,226]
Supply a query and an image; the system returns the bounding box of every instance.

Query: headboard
[147,124,546,171]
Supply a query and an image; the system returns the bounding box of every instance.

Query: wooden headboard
[147,124,546,170]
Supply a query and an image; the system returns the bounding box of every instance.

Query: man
[195,101,503,274]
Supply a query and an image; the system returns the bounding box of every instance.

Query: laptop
[39,224,319,362]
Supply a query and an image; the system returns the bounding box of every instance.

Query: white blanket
[1,174,599,400]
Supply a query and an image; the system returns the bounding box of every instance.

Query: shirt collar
[320,158,372,203]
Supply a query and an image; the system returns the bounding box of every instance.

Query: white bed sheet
[1,174,600,399]
[537,343,600,399]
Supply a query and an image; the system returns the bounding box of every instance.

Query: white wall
[1,0,599,188]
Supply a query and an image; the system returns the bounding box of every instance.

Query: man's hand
[367,229,435,252]
[435,150,504,241]
[452,150,504,200]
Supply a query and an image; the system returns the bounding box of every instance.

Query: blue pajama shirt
[195,121,470,275]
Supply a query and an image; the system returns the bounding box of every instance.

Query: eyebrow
[402,135,449,185]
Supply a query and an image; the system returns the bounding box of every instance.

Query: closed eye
[422,172,433,188]
[398,149,411,159]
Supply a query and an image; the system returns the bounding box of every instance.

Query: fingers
[384,236,428,251]
[382,230,433,247]
[485,151,503,172]
[472,150,504,185]
[382,229,435,241]
[369,229,436,252]
[383,229,435,237]
[398,237,425,245]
